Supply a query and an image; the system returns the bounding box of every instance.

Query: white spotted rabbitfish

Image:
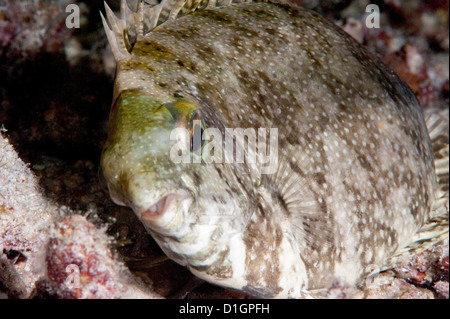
[100,0,449,298]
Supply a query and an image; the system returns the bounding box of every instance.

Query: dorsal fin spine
[148,1,164,30]
[102,2,131,61]
[101,0,275,61]
[136,1,145,38]
[169,0,186,20]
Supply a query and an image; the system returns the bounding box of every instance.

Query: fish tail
[426,107,449,221]
[415,107,449,246]
[384,108,449,269]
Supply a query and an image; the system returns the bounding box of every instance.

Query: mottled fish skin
[101,1,438,298]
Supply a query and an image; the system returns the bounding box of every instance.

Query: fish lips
[140,193,179,219]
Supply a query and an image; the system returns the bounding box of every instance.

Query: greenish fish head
[101,90,251,241]
[101,90,194,234]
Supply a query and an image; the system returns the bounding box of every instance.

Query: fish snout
[139,193,181,221]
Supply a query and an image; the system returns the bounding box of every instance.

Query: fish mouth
[139,193,181,221]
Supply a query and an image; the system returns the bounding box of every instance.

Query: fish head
[101,89,252,243]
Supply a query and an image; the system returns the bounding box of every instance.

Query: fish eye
[164,101,197,126]
[190,110,204,152]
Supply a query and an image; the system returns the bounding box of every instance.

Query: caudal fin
[426,107,449,218]
[385,108,449,269]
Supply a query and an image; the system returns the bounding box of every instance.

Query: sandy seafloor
[0,0,448,299]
